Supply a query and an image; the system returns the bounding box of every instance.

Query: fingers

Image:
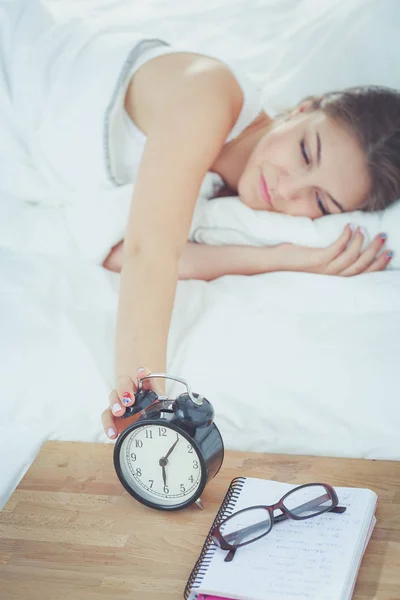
[364,250,393,274]
[327,227,367,274]
[102,407,118,439]
[323,224,354,263]
[108,377,134,421]
[137,366,165,394]
[109,387,126,420]
[136,366,153,390]
[114,374,138,410]
[104,367,153,438]
[339,233,390,276]
[102,405,138,439]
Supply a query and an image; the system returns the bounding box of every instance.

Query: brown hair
[306,86,400,212]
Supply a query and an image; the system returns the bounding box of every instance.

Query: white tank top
[0,4,263,264]
[0,1,263,200]
[109,39,264,186]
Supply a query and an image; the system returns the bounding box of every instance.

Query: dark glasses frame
[211,482,347,562]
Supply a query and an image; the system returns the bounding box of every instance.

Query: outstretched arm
[101,53,244,437]
[103,240,285,280]
[103,227,390,282]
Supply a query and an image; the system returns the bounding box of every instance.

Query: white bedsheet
[2,248,400,509]
[1,0,400,508]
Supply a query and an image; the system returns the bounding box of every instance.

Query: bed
[1,0,400,509]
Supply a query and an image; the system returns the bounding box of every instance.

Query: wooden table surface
[0,441,399,600]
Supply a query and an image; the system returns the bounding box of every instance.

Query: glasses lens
[220,508,272,547]
[283,485,333,517]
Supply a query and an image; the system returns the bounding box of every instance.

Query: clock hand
[165,434,179,460]
[159,434,179,489]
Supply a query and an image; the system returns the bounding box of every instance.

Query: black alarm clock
[113,374,224,511]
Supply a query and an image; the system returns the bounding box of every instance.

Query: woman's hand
[102,367,156,439]
[281,224,393,276]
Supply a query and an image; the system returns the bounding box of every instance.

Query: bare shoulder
[125,51,244,135]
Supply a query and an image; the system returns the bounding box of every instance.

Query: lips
[259,173,272,208]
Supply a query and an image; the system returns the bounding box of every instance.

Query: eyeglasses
[211,483,346,562]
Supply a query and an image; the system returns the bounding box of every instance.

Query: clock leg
[195,497,205,510]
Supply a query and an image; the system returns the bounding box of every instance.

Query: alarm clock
[113,373,224,511]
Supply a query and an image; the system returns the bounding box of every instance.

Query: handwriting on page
[202,489,372,600]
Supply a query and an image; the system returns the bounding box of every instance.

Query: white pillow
[189,195,400,269]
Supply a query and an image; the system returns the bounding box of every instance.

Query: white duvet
[1,0,400,509]
[2,248,400,510]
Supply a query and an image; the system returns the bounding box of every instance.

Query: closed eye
[300,138,329,216]
[317,194,328,215]
[300,139,310,165]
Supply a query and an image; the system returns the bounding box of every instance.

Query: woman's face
[237,110,370,218]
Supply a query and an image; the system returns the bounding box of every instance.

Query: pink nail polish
[108,428,116,438]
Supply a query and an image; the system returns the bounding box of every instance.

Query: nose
[275,170,312,204]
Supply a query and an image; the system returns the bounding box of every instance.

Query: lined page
[197,478,377,600]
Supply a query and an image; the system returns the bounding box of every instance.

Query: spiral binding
[184,476,246,600]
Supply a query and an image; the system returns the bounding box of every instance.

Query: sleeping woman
[103,82,399,281]
[101,42,400,439]
[3,2,399,439]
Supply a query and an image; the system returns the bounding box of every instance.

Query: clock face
[116,421,205,508]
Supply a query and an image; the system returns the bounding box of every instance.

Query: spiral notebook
[184,477,377,600]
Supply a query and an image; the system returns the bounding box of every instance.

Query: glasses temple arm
[276,492,345,519]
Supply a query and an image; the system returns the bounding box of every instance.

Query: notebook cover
[198,595,234,600]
